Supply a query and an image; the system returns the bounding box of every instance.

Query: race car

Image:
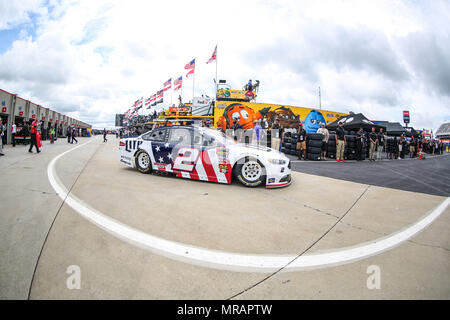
[118,126,291,188]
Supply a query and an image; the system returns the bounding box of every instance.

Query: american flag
[185,59,195,78]
[156,90,164,99]
[184,59,195,69]
[134,97,143,107]
[174,76,182,91]
[145,97,151,106]
[207,45,217,64]
[151,142,174,171]
[150,94,157,102]
[163,78,172,91]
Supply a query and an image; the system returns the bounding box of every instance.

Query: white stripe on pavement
[47,140,450,273]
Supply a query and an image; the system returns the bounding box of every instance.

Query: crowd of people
[217,119,447,161]
[0,118,86,156]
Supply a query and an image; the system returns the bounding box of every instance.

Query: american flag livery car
[118,126,291,188]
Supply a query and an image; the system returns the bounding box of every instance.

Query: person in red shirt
[29,120,40,153]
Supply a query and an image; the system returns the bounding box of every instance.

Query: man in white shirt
[317,124,329,160]
[11,122,16,147]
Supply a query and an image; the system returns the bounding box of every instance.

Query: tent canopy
[384,122,406,136]
[403,126,419,138]
[326,113,386,131]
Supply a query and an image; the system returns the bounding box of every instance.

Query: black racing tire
[234,157,266,187]
[347,142,356,148]
[135,150,152,174]
[308,153,321,161]
[308,147,322,154]
[345,135,356,142]
[307,140,323,148]
[307,133,324,141]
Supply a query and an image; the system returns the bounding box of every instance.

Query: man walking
[67,126,72,143]
[103,128,108,143]
[50,125,55,144]
[11,122,16,147]
[297,123,307,160]
[28,119,40,153]
[335,121,346,162]
[317,123,329,160]
[376,127,385,160]
[0,119,5,156]
[369,127,377,161]
[72,127,78,144]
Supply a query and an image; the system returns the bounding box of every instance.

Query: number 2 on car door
[172,147,200,172]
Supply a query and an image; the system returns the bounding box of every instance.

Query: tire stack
[306,133,323,161]
[344,135,357,160]
[386,137,397,159]
[281,132,298,156]
[327,133,336,159]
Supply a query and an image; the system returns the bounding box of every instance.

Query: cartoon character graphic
[304,110,326,133]
[266,107,301,128]
[216,103,270,130]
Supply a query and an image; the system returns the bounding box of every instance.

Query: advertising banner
[216,89,254,101]
[214,101,347,133]
[403,110,410,124]
[192,97,213,116]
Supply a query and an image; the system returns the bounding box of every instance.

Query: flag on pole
[134,97,143,107]
[144,97,151,107]
[150,94,157,102]
[185,59,195,78]
[207,45,217,64]
[163,78,172,91]
[174,76,183,91]
[156,89,164,99]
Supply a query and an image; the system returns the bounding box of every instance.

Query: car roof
[153,125,199,131]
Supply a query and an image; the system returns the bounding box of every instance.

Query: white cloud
[0,0,449,130]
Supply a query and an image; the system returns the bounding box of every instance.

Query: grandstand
[436,120,450,142]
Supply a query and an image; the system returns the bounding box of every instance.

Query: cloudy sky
[0,0,449,130]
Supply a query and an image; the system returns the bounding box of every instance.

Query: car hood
[228,143,288,159]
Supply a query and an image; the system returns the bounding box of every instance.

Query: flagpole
[215,44,218,97]
[192,66,195,104]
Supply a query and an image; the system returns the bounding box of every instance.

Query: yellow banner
[216,89,255,100]
[214,101,347,133]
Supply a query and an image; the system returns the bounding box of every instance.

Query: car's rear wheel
[135,150,152,174]
[235,157,265,187]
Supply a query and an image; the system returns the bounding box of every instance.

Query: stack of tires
[280,132,298,156]
[344,135,357,160]
[386,137,398,159]
[306,133,323,161]
[327,133,336,159]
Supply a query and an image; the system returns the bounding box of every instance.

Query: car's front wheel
[235,157,265,187]
[135,150,152,174]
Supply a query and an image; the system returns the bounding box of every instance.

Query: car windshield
[195,127,235,146]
